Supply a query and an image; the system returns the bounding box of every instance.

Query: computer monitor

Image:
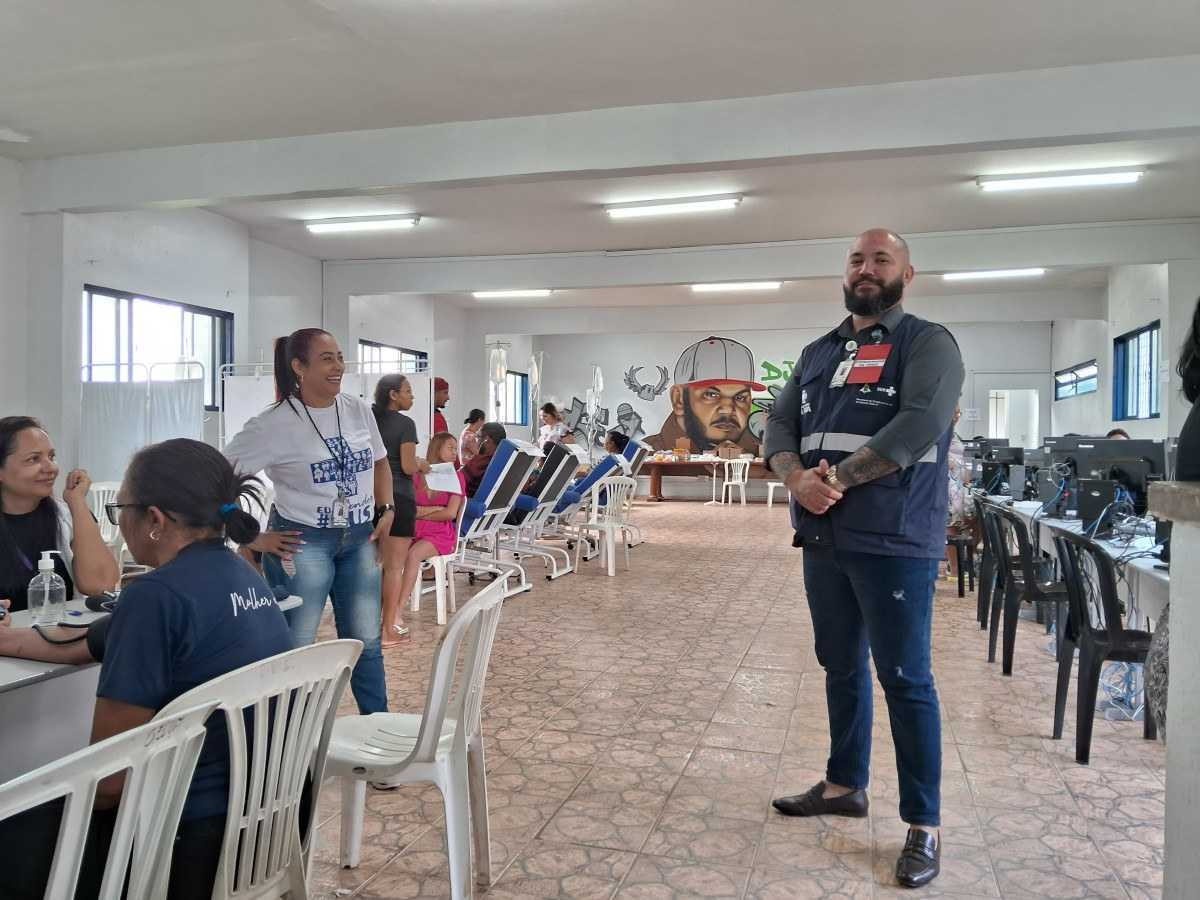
[1023,448,1049,470]
[992,447,1024,466]
[1042,436,1087,452]
[1072,439,1165,515]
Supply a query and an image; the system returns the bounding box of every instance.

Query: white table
[1004,499,1169,624]
[0,594,303,784]
[0,600,105,783]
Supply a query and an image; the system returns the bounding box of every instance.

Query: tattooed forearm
[835,447,899,488]
[768,452,803,480]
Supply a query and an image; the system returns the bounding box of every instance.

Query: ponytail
[125,438,264,545]
[274,328,331,403]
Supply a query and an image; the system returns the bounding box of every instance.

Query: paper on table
[425,462,462,494]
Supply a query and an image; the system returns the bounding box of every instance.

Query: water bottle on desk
[29,550,66,627]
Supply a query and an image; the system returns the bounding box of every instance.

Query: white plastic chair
[574,476,637,577]
[766,481,785,508]
[721,459,751,506]
[0,702,216,900]
[327,576,509,899]
[155,640,362,900]
[410,552,458,625]
[87,481,125,560]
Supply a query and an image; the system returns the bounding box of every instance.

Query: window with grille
[81,285,232,410]
[1054,360,1098,400]
[356,340,428,374]
[1113,322,1160,421]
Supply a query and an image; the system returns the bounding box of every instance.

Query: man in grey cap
[645,336,764,453]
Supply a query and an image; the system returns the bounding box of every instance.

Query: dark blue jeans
[265,512,388,715]
[803,547,941,827]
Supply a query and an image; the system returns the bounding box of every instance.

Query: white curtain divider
[79,381,150,484]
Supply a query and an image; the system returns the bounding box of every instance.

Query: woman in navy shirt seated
[0,438,292,899]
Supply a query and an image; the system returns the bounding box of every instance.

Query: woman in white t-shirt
[224,328,394,714]
[538,403,568,450]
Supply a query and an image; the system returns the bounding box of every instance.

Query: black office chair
[946,533,976,599]
[1051,530,1157,764]
[987,505,1067,675]
[974,496,998,628]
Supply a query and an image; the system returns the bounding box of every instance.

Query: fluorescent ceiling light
[942,268,1046,282]
[691,281,782,293]
[472,290,553,299]
[606,194,742,219]
[305,215,420,234]
[976,168,1143,192]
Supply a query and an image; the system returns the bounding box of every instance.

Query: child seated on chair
[398,433,466,610]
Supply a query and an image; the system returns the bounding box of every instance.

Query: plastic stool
[766,481,785,508]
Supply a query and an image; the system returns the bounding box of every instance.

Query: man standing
[433,377,450,436]
[644,336,764,454]
[764,229,964,889]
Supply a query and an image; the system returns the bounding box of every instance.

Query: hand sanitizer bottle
[29,550,66,627]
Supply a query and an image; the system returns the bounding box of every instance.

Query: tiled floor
[307,501,1166,898]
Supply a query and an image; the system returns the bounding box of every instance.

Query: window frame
[81,284,233,412]
[356,339,429,374]
[1112,321,1161,422]
[489,370,530,427]
[1053,359,1099,401]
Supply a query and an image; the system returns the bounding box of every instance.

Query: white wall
[1049,262,1197,440]
[247,238,322,364]
[1050,318,1108,436]
[0,157,28,414]
[433,302,467,427]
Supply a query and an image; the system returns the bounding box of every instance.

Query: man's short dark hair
[480,422,507,447]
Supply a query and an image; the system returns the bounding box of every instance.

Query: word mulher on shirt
[230,587,276,617]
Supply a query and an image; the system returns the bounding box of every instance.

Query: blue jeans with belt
[803,547,941,827]
[264,511,388,715]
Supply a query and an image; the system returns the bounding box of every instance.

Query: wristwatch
[373,503,395,525]
[823,466,846,491]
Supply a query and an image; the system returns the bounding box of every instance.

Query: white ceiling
[444,268,1107,310]
[3,0,1200,159]
[215,136,1200,260]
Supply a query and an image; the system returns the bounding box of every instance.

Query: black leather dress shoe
[895,828,940,888]
[772,781,869,818]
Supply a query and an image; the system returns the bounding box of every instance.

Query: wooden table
[642,458,773,502]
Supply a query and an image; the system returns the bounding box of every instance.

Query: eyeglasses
[104,503,144,526]
[104,503,177,526]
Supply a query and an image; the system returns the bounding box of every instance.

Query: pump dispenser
[29,550,66,627]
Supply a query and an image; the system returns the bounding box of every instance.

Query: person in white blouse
[538,403,568,450]
[224,328,394,714]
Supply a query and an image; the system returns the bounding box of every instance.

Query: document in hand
[425,462,462,494]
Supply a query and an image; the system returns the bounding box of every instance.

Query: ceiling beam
[23,55,1200,214]
[321,219,1200,295]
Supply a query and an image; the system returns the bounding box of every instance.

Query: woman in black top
[0,416,118,610]
[372,375,429,646]
[1175,296,1200,481]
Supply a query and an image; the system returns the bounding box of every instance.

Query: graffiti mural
[641,336,765,454]
[623,366,669,401]
[563,395,645,448]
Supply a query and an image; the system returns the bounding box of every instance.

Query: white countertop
[0,599,104,695]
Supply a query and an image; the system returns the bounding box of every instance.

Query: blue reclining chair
[546,438,643,558]
[497,443,580,580]
[453,439,542,596]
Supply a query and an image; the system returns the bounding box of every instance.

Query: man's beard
[682,391,744,450]
[843,276,905,316]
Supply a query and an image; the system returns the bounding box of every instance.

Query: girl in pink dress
[399,432,466,606]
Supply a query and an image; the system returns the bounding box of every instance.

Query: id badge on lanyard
[330,493,350,528]
[830,340,858,388]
